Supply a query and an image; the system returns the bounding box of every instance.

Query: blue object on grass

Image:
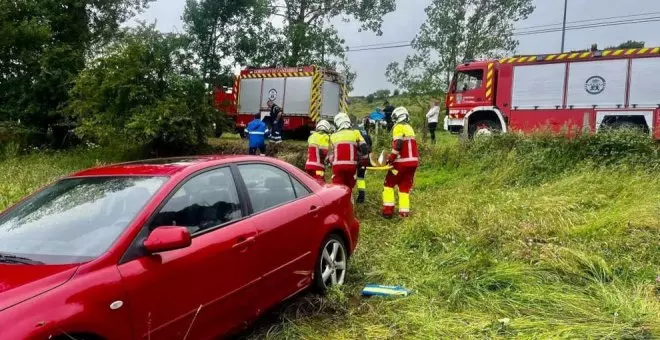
[361,284,411,297]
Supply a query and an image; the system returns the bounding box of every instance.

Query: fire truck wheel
[469,120,500,139]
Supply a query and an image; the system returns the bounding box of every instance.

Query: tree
[393,89,401,97]
[0,0,152,147]
[373,89,391,99]
[183,0,270,87]
[68,25,214,154]
[387,0,534,93]
[269,0,396,66]
[606,40,645,50]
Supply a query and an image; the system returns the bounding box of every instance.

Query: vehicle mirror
[143,227,192,254]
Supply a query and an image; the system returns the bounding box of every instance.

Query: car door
[117,167,261,340]
[236,163,323,312]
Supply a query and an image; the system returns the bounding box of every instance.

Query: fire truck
[218,66,348,136]
[445,46,660,139]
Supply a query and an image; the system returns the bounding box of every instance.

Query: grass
[1,128,659,339]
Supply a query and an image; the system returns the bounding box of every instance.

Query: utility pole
[560,0,568,52]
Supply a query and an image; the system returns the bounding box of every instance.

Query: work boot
[381,206,394,219]
[357,190,366,204]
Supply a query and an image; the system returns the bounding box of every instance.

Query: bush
[67,24,214,155]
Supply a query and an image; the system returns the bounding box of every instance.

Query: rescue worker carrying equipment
[356,126,373,204]
[330,113,368,193]
[382,107,419,218]
[245,114,269,155]
[305,120,333,184]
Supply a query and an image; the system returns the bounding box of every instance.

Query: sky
[137,0,660,96]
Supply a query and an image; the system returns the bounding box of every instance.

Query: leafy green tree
[0,0,151,147]
[373,89,391,99]
[270,0,396,66]
[393,89,400,97]
[68,25,214,154]
[606,40,645,50]
[387,0,534,92]
[183,0,270,87]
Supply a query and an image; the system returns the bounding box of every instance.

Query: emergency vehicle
[445,46,660,139]
[219,66,348,135]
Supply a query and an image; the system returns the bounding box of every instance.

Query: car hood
[0,264,78,311]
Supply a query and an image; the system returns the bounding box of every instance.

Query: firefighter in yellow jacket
[382,107,420,218]
[330,113,368,193]
[305,120,333,184]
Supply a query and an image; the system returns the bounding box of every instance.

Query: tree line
[1,0,395,153]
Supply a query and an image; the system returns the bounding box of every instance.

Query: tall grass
[0,130,658,339]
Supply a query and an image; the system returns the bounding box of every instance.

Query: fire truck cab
[446,47,660,139]
[224,66,348,137]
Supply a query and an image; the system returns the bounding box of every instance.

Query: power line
[515,11,660,31]
[346,16,660,52]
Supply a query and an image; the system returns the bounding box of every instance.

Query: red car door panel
[236,163,323,313]
[117,167,261,339]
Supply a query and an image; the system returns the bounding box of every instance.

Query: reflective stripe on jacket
[392,123,419,167]
[330,129,366,167]
[245,119,269,148]
[306,132,330,170]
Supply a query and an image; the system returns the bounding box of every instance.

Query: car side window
[149,168,242,235]
[291,176,311,198]
[238,164,298,213]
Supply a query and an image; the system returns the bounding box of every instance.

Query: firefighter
[356,124,373,204]
[245,113,269,155]
[382,107,419,218]
[330,113,368,193]
[267,100,283,143]
[305,120,333,184]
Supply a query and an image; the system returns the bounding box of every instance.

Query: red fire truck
[217,66,348,136]
[445,47,660,139]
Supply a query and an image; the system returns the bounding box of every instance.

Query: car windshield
[0,176,166,265]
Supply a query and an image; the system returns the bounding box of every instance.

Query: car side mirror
[144,227,192,254]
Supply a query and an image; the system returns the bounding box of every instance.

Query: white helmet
[334,112,352,130]
[392,106,410,124]
[316,120,332,133]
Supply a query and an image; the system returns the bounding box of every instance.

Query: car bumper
[348,216,360,255]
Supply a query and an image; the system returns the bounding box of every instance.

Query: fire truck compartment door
[284,77,312,115]
[239,79,262,114]
[262,78,286,110]
[512,63,566,109]
[629,58,660,108]
[321,81,341,117]
[567,59,627,108]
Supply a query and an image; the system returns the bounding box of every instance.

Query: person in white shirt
[426,100,440,144]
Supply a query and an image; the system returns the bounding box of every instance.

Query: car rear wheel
[313,234,347,293]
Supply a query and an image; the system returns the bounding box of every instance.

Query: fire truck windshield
[452,69,483,93]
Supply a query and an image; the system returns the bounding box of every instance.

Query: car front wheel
[313,234,347,293]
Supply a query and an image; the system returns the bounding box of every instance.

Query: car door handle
[233,236,256,249]
[310,205,319,211]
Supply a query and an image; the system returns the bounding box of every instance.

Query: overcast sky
[138,0,660,95]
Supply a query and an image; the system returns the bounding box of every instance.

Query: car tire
[313,234,348,294]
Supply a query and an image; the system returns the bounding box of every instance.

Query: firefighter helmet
[316,120,333,133]
[392,107,410,124]
[334,112,352,130]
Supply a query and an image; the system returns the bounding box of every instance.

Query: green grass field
[1,130,658,339]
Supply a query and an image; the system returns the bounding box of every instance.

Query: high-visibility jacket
[245,119,269,148]
[330,129,366,170]
[391,123,419,168]
[305,132,330,170]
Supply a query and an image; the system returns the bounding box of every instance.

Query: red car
[0,156,359,340]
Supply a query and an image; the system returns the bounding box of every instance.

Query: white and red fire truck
[216,66,348,135]
[445,47,660,139]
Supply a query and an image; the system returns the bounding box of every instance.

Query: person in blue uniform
[245,114,269,155]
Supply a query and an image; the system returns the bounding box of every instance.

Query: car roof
[71,155,259,177]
